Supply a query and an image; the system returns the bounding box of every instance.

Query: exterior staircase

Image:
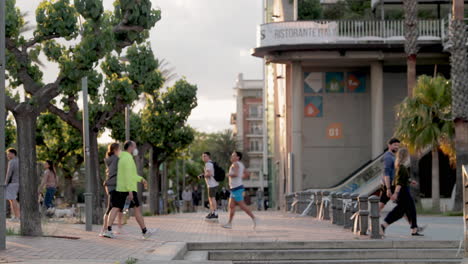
[183,240,463,264]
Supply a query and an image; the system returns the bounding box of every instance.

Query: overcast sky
[14,0,263,134]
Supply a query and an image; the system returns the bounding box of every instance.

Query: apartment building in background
[231,73,267,193]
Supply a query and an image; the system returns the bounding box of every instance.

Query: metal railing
[335,19,443,39]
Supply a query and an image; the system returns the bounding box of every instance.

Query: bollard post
[369,195,382,239]
[314,191,322,218]
[320,191,331,220]
[342,193,352,229]
[331,192,337,224]
[298,191,311,214]
[306,191,316,217]
[336,192,344,225]
[350,193,359,232]
[358,194,369,235]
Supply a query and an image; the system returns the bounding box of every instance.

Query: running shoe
[221,223,232,229]
[205,212,213,219]
[252,217,259,230]
[142,228,157,240]
[102,230,115,239]
[417,225,427,233]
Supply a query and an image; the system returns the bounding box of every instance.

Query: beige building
[231,73,267,192]
[254,0,454,209]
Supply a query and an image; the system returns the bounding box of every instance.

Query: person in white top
[222,151,257,229]
[202,152,219,220]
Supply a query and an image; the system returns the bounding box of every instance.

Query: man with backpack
[202,152,225,221]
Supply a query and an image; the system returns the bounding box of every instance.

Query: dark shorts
[106,190,117,214]
[208,187,217,198]
[111,191,140,210]
[379,185,395,205]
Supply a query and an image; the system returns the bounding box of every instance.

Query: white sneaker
[103,230,115,239]
[98,231,104,237]
[142,228,157,240]
[253,217,259,230]
[221,223,232,229]
[9,217,19,222]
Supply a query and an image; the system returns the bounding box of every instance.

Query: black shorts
[111,191,140,210]
[106,190,117,214]
[208,187,217,198]
[379,185,395,205]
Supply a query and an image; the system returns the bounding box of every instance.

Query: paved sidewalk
[0,211,462,263]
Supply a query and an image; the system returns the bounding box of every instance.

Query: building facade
[254,0,455,209]
[231,73,268,193]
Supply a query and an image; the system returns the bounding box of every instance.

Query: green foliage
[297,0,322,20]
[395,75,454,159]
[74,0,104,20]
[35,0,78,40]
[5,0,24,38]
[141,79,198,162]
[36,113,83,182]
[319,0,372,20]
[6,116,16,148]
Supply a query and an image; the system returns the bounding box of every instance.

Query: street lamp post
[125,105,130,141]
[0,0,7,250]
[82,77,93,231]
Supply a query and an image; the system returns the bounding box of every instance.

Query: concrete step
[208,248,461,261]
[188,240,460,251]
[232,260,462,264]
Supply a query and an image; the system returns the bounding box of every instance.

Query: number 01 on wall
[327,123,343,139]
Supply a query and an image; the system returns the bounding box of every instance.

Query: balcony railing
[257,19,445,47]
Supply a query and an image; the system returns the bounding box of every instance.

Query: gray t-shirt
[6,157,19,184]
[104,155,119,192]
[204,161,219,188]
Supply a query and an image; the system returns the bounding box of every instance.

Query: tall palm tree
[395,75,454,212]
[403,0,419,97]
[450,0,468,214]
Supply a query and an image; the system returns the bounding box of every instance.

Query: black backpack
[210,161,226,182]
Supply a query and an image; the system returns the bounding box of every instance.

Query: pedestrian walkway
[0,211,462,264]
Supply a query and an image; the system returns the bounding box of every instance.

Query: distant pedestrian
[38,160,59,211]
[5,148,20,222]
[256,188,264,211]
[99,143,124,237]
[104,141,154,239]
[202,152,219,221]
[192,186,201,211]
[219,187,230,212]
[381,148,423,236]
[222,152,258,229]
[379,138,400,211]
[182,186,193,212]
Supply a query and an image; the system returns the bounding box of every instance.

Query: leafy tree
[36,113,83,204]
[5,0,160,234]
[49,43,164,223]
[395,75,454,212]
[141,79,198,214]
[297,0,322,20]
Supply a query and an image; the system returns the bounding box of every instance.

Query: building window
[249,104,263,118]
[250,122,263,135]
[250,139,263,152]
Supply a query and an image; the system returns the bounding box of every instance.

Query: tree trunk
[63,175,75,204]
[14,112,42,236]
[148,148,160,215]
[136,144,150,205]
[431,147,440,212]
[89,131,104,224]
[410,155,421,205]
[407,55,417,97]
[454,121,468,211]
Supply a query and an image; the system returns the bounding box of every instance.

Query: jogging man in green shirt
[104,141,154,239]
